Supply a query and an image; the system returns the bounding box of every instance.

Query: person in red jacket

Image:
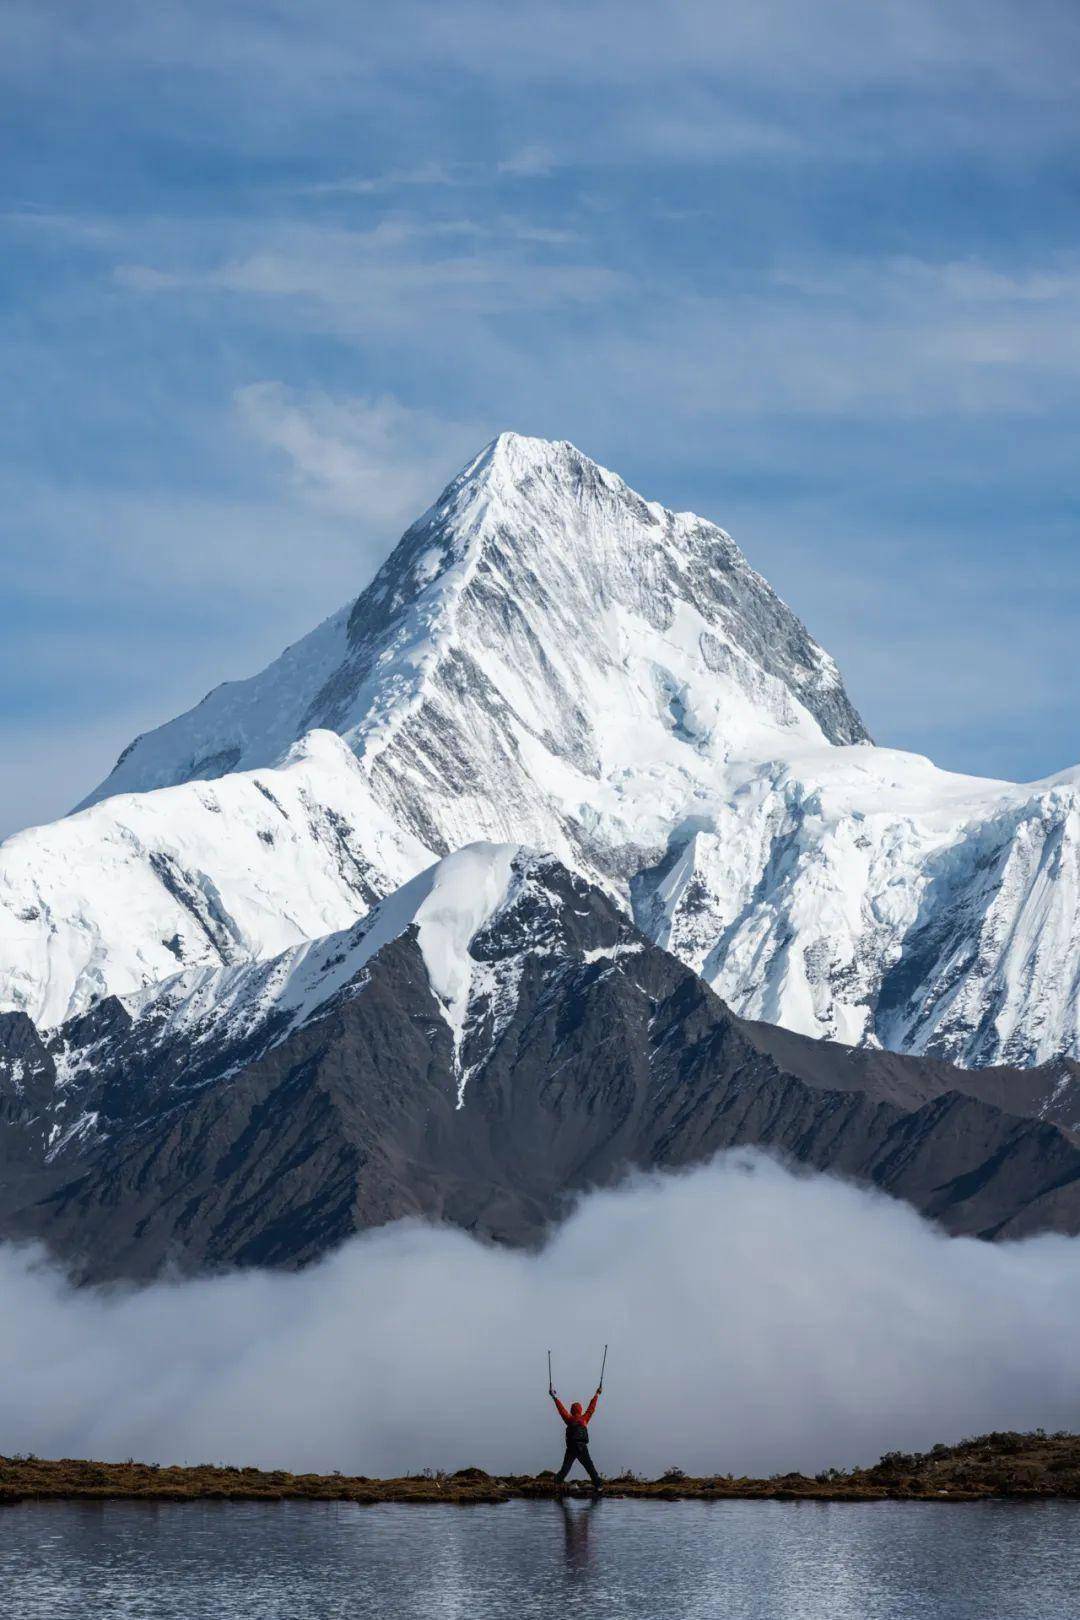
[549,1384,603,1491]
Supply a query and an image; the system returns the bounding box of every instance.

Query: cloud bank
[3,1152,1079,1479]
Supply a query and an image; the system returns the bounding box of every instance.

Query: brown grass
[2,1432,1079,1506]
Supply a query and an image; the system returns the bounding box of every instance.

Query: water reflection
[557,1495,599,1574]
[1,1497,1077,1620]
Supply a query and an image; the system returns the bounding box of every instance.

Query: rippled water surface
[2,1497,1077,1619]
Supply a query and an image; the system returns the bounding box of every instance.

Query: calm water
[1,1497,1076,1620]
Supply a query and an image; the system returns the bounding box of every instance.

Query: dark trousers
[557,1441,601,1487]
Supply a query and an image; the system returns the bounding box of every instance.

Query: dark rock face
[1,858,1078,1283]
[0,1013,57,1193]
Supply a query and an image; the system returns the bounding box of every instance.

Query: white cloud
[578,249,1080,420]
[770,253,1080,311]
[6,0,1077,178]
[103,215,1080,418]
[112,263,185,291]
[2,1153,1079,1478]
[302,162,461,196]
[208,238,626,319]
[105,216,628,333]
[234,384,485,523]
[497,146,557,178]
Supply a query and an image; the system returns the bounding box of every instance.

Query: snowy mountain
[635,748,1080,1067]
[77,842,583,1116]
[3,432,1080,1070]
[0,731,427,1028]
[4,844,1079,1280]
[79,434,868,835]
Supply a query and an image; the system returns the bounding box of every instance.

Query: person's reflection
[558,1494,599,1574]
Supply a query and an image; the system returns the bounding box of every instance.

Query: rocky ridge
[3,845,1079,1281]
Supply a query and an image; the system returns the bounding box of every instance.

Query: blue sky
[2,0,1078,836]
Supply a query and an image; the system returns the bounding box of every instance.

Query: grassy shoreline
[2,1432,1079,1507]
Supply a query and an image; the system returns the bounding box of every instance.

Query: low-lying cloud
[3,1152,1079,1479]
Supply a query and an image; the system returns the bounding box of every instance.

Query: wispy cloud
[770,253,1080,308]
[234,384,484,522]
[497,145,557,178]
[112,262,185,291]
[580,251,1080,420]
[302,154,562,193]
[10,0,1076,177]
[89,205,1080,418]
[108,219,629,332]
[300,161,461,196]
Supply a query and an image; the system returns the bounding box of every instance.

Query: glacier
[3,431,1079,1069]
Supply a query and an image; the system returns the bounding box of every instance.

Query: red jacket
[554,1394,598,1427]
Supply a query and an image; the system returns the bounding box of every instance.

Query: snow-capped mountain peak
[77,433,868,824]
[6,434,1080,1073]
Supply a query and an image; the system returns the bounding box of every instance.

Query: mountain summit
[4,434,1080,1068]
[79,432,869,871]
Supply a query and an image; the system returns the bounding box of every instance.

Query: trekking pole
[598,1343,608,1391]
[548,1348,553,1395]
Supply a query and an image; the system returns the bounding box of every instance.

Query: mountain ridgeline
[1,433,1080,1277]
[4,435,1078,1067]
[2,847,1080,1282]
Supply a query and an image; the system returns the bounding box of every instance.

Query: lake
[2,1496,1076,1619]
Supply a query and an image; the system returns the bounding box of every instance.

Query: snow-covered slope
[8,842,1080,1282]
[4,432,1080,1069]
[636,748,1080,1067]
[33,843,631,1144]
[78,433,869,882]
[0,731,429,1027]
[110,841,552,1109]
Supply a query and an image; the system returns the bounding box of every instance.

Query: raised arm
[584,1389,600,1422]
[551,1392,571,1423]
